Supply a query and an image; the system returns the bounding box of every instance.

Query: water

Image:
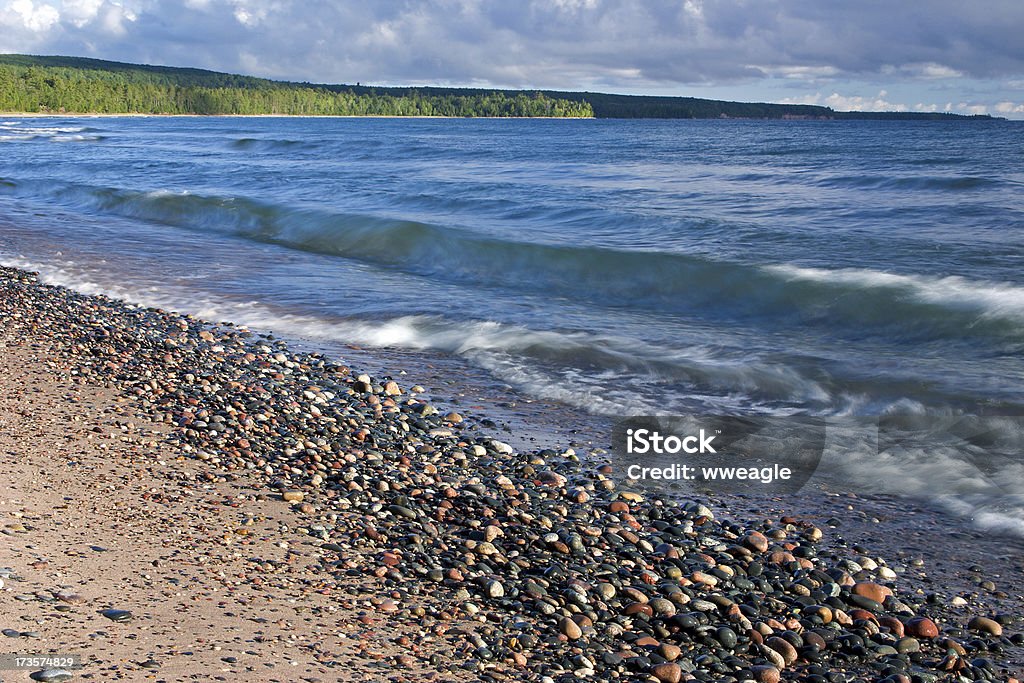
[2,116,1024,532]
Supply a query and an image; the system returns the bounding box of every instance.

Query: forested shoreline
[0,56,593,117]
[0,54,1000,120]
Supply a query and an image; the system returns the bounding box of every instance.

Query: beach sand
[0,307,481,682]
[1,264,1021,682]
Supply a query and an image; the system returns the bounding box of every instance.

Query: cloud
[995,101,1024,114]
[780,90,910,112]
[779,89,1005,116]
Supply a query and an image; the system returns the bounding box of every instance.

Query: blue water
[2,116,1024,531]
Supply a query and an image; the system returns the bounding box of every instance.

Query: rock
[716,626,738,649]
[751,665,781,683]
[743,531,769,552]
[765,636,798,666]
[30,670,75,683]
[486,580,505,599]
[491,440,513,454]
[281,490,304,502]
[896,637,921,653]
[100,608,132,622]
[383,380,402,396]
[651,662,682,683]
[657,643,681,661]
[968,616,1003,636]
[805,604,832,624]
[649,598,676,616]
[559,617,583,640]
[760,643,786,670]
[387,504,417,519]
[905,617,939,638]
[55,590,86,605]
[852,581,892,604]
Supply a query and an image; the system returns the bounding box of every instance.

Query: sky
[2,0,1023,118]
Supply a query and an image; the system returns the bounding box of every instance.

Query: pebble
[559,617,583,640]
[906,616,939,638]
[100,608,133,622]
[968,616,1003,636]
[651,662,682,683]
[55,590,86,604]
[751,664,781,683]
[30,670,75,683]
[852,581,892,604]
[765,636,798,665]
[743,530,769,552]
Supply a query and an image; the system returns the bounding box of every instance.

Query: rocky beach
[1,263,1023,683]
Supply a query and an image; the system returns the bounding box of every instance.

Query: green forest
[0,55,1000,120]
[0,55,593,117]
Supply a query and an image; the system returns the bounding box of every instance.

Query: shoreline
[1,264,1022,681]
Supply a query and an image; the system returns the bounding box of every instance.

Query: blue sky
[2,0,1023,117]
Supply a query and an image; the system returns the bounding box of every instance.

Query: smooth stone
[896,637,921,653]
[649,598,676,616]
[760,644,786,670]
[852,581,892,604]
[559,617,583,640]
[765,636,798,665]
[651,662,682,683]
[716,626,738,649]
[491,440,514,454]
[743,531,769,552]
[848,594,883,612]
[30,670,75,683]
[281,491,304,502]
[486,580,505,599]
[657,643,681,661]
[751,664,781,683]
[968,616,1003,636]
[100,608,132,622]
[906,617,939,638]
[387,504,417,519]
[55,590,86,605]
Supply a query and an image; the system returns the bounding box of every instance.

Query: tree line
[0,57,594,117]
[0,55,998,120]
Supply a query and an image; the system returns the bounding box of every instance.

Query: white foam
[9,253,1024,537]
[51,134,103,142]
[766,264,1024,321]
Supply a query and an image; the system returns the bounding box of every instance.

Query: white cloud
[886,62,964,79]
[5,0,61,32]
[779,90,909,112]
[759,64,840,80]
[956,102,989,115]
[995,101,1024,114]
[62,0,103,27]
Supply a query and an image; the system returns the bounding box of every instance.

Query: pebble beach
[2,263,1023,683]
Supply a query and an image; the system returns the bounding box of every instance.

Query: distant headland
[0,54,1003,120]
